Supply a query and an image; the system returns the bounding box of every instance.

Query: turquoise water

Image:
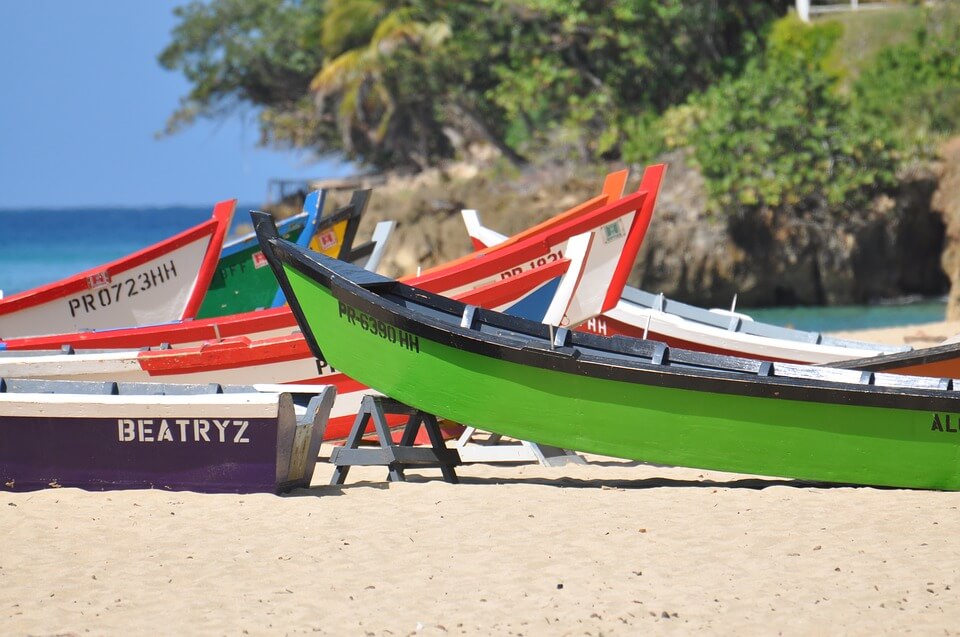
[0,206,948,331]
[745,299,947,332]
[0,205,256,295]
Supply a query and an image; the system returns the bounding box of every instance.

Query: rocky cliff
[311,150,949,309]
[933,138,960,319]
[631,152,947,308]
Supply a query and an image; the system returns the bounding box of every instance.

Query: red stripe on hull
[602,165,665,312]
[180,199,237,320]
[0,307,298,351]
[454,259,568,307]
[323,413,464,444]
[138,334,311,375]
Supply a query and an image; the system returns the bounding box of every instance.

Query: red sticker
[86,271,111,288]
[319,230,338,250]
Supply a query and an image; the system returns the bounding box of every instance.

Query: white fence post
[797,0,811,22]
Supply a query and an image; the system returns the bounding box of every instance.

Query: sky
[0,1,351,208]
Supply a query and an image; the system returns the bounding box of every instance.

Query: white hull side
[604,303,885,363]
[0,392,282,419]
[0,238,210,338]
[439,210,639,299]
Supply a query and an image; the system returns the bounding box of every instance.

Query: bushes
[853,6,960,156]
[625,15,899,216]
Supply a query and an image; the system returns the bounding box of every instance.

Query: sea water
[746,299,947,332]
[0,205,256,296]
[0,206,948,332]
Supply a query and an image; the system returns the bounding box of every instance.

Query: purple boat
[0,379,335,493]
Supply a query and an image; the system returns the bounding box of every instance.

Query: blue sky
[0,1,350,208]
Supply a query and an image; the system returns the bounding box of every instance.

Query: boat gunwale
[826,340,960,372]
[265,234,960,416]
[219,210,309,258]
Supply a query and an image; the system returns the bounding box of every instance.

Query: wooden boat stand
[453,426,586,466]
[329,395,461,484]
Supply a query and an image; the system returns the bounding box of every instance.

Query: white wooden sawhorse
[454,426,586,466]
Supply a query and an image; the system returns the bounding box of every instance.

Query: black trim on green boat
[334,189,369,265]
[254,212,960,414]
[824,340,960,373]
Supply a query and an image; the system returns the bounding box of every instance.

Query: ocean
[0,206,949,332]
[0,205,256,296]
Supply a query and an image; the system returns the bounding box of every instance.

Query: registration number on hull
[338,301,420,353]
[68,260,178,317]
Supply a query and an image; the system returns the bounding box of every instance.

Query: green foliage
[161,0,787,170]
[310,1,455,169]
[636,16,898,216]
[158,0,329,143]
[852,5,960,156]
[767,12,841,68]
[472,0,787,161]
[320,0,388,57]
[159,0,954,217]
[826,6,926,89]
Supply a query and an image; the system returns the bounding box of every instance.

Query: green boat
[253,213,960,491]
[196,189,371,319]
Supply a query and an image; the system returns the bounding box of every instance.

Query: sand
[829,320,960,346]
[4,323,960,636]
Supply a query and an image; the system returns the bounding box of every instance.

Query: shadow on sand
[284,457,878,497]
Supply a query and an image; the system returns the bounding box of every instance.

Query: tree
[157,0,333,148]
[310,1,454,169]
[160,0,788,171]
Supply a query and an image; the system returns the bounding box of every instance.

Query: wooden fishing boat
[0,200,236,339]
[196,189,378,318]
[0,378,335,493]
[257,227,960,491]
[0,166,660,354]
[0,223,629,440]
[195,190,326,318]
[0,214,394,353]
[463,210,909,364]
[411,166,662,303]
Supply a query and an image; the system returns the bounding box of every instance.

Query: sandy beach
[4,323,960,636]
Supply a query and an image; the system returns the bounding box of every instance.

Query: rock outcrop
[632,152,947,307]
[933,138,960,319]
[311,151,948,308]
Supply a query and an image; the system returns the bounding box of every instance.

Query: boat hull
[279,259,960,491]
[196,216,306,319]
[1,237,210,337]
[582,306,894,364]
[0,385,335,493]
[0,337,367,440]
[0,200,234,338]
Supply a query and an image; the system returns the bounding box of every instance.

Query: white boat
[0,200,236,338]
[0,378,335,493]
[462,203,909,364]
